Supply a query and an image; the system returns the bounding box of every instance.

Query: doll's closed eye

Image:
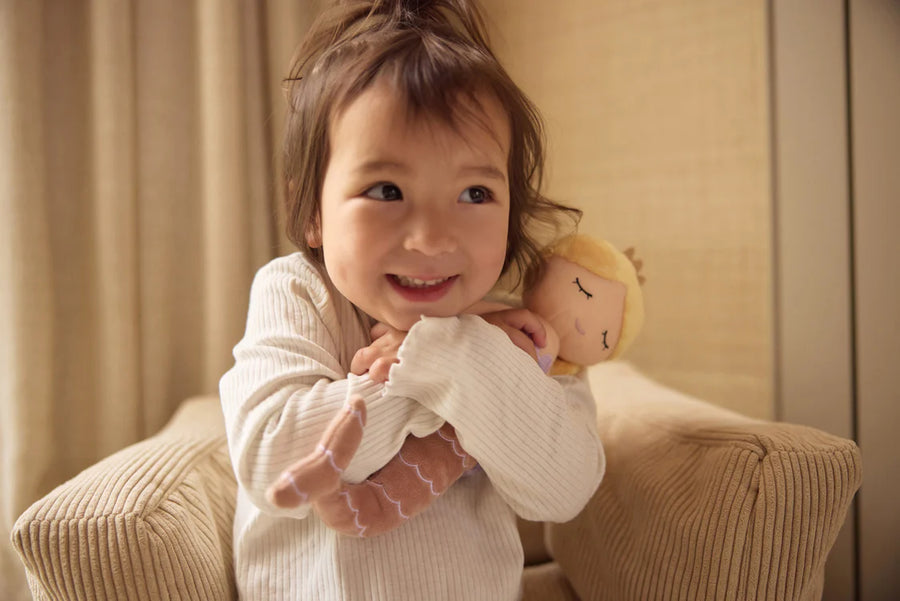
[573,277,593,299]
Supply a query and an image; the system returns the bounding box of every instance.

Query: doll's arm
[267,397,475,537]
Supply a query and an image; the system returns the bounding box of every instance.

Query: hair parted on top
[282,0,580,285]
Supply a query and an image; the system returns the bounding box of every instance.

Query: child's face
[311,79,511,331]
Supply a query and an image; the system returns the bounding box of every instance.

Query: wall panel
[484,0,774,418]
[769,1,856,598]
[849,1,900,598]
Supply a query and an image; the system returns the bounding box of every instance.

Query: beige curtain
[0,1,313,598]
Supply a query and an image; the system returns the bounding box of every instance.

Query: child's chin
[387,310,457,332]
[378,313,420,333]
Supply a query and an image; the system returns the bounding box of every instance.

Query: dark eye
[573,277,593,299]
[365,183,403,201]
[459,186,491,204]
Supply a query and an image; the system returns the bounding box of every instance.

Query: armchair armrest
[10,395,237,601]
[549,362,862,601]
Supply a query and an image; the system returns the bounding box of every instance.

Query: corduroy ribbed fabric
[521,562,580,601]
[11,397,237,600]
[549,362,863,601]
[10,364,862,600]
[217,253,604,600]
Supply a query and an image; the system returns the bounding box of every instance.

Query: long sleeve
[219,255,443,519]
[384,314,605,522]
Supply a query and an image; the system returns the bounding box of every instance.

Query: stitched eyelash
[573,277,593,299]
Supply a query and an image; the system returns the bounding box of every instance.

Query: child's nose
[403,209,457,256]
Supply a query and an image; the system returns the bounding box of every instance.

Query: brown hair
[282,0,580,285]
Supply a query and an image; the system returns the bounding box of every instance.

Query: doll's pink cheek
[575,319,586,335]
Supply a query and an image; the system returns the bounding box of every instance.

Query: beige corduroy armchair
[11,362,861,600]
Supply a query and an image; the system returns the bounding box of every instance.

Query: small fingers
[368,357,399,383]
[521,315,547,349]
[494,309,547,349]
[503,326,539,361]
[352,324,406,379]
[351,345,375,375]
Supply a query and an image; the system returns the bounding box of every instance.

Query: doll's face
[525,256,626,365]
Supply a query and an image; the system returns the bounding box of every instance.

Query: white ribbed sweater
[219,253,605,600]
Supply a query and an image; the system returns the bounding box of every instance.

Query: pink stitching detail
[286,475,309,503]
[338,490,366,536]
[317,444,343,474]
[436,429,468,461]
[367,480,410,520]
[397,452,438,496]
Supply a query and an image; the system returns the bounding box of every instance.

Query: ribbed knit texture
[550,362,863,601]
[217,253,604,600]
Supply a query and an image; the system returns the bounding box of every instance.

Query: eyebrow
[353,160,409,176]
[459,164,507,183]
[353,160,507,183]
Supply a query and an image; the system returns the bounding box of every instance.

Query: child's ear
[305,213,322,248]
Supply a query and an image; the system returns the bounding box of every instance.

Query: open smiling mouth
[387,274,458,302]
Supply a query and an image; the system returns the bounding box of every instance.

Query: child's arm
[219,255,444,517]
[383,313,604,523]
[267,305,548,535]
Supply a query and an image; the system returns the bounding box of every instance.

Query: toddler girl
[219,1,604,599]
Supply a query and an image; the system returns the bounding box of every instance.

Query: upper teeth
[395,275,450,288]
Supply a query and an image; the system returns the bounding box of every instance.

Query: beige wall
[484,0,774,418]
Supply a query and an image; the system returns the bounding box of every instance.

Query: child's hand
[351,323,407,383]
[479,308,547,363]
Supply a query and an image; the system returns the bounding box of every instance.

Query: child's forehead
[331,77,511,150]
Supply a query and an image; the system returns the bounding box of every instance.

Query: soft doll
[266,234,645,536]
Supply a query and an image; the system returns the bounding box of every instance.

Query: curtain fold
[1,1,312,598]
[91,0,142,451]
[2,4,58,599]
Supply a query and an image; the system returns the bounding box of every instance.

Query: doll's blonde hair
[541,234,645,361]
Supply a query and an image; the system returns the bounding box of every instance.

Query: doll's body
[267,235,645,536]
